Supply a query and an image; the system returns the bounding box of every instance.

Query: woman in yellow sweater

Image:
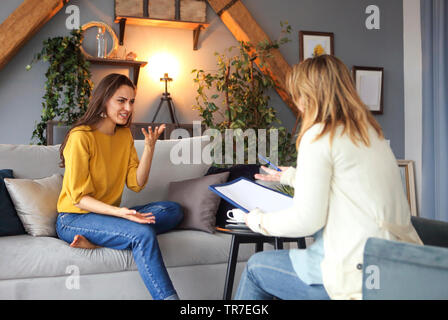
[56,73,183,300]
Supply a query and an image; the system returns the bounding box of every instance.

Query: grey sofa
[363,216,448,299]
[4,137,445,300]
[0,137,256,299]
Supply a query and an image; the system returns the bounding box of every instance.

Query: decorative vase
[96,26,107,58]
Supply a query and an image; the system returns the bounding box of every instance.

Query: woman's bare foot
[70,235,101,249]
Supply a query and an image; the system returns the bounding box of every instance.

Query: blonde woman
[235,55,423,300]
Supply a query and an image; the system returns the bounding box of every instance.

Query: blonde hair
[287,55,383,149]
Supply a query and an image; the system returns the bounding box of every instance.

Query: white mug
[226,209,246,223]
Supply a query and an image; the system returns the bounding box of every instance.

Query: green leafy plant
[192,22,297,167]
[27,28,93,145]
[276,184,295,197]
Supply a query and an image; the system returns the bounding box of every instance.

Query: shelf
[86,57,147,85]
[115,16,209,30]
[114,16,210,50]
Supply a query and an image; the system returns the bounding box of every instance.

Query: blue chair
[362,216,448,299]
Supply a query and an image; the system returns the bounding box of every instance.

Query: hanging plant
[26,28,93,145]
[192,21,297,167]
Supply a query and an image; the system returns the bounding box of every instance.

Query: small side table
[216,227,307,300]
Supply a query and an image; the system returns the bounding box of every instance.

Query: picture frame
[299,31,334,62]
[352,66,384,115]
[397,160,418,217]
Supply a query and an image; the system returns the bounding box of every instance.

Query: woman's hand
[75,197,155,224]
[254,166,290,182]
[136,124,166,188]
[141,124,166,149]
[116,207,155,224]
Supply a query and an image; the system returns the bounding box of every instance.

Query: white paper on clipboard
[211,178,294,213]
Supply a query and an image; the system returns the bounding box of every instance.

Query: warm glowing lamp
[149,52,179,83]
[149,53,180,125]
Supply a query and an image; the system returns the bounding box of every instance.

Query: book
[224,223,251,231]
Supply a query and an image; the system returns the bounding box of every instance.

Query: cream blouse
[247,124,423,299]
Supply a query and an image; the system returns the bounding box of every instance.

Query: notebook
[209,177,294,213]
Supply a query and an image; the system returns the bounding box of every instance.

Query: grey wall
[0,0,404,157]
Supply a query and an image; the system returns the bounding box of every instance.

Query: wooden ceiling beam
[207,0,298,117]
[0,0,68,71]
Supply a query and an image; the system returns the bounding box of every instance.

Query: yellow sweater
[57,125,145,214]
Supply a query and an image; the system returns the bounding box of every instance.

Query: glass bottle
[96,26,107,58]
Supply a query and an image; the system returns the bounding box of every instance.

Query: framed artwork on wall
[352,66,384,115]
[299,30,334,62]
[397,160,418,217]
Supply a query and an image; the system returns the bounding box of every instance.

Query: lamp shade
[149,52,179,82]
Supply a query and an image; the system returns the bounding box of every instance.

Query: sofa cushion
[4,174,63,237]
[168,172,230,233]
[0,137,211,211]
[0,169,26,236]
[0,231,255,281]
[0,144,64,179]
[121,136,211,208]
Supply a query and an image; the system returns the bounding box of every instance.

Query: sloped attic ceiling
[0,0,296,122]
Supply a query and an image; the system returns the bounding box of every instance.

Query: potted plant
[26,28,93,145]
[192,22,297,168]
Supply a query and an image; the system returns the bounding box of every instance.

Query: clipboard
[208,177,293,213]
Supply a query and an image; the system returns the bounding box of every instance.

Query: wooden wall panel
[207,0,298,117]
[0,0,67,71]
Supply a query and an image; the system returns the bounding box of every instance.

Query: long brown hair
[286,55,383,149]
[59,73,136,168]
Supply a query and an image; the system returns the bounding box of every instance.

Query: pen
[258,153,282,172]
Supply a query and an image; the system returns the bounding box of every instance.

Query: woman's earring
[100,112,107,118]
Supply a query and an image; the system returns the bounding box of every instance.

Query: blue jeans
[56,201,183,300]
[235,250,330,300]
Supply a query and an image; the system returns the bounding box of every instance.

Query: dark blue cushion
[411,216,448,248]
[205,164,260,227]
[0,169,26,236]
